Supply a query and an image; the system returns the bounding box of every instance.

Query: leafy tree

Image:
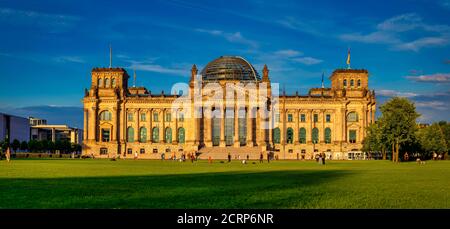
[20,141,28,151]
[363,121,391,160]
[11,139,20,152]
[378,97,420,162]
[418,123,448,158]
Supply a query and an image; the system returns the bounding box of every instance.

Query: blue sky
[0,0,449,127]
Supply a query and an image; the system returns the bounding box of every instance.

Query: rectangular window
[153,148,158,154]
[140,113,146,122]
[313,114,318,123]
[300,114,306,122]
[100,148,108,155]
[165,113,171,122]
[275,113,280,122]
[326,114,331,123]
[127,113,134,122]
[153,113,159,122]
[287,114,293,122]
[179,113,184,122]
[140,148,145,154]
[349,130,357,143]
[127,148,132,154]
[101,129,110,142]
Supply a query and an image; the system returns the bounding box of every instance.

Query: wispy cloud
[292,57,323,65]
[406,73,450,83]
[126,59,187,76]
[415,101,448,110]
[0,7,80,32]
[273,49,303,58]
[276,16,323,36]
[54,56,85,63]
[195,29,258,48]
[377,89,418,98]
[339,13,450,51]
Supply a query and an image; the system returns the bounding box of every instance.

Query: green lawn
[0,159,448,208]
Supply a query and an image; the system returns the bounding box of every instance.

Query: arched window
[99,110,112,121]
[357,79,361,87]
[178,127,185,144]
[273,127,280,144]
[105,78,110,88]
[299,128,306,144]
[286,128,293,144]
[127,127,134,142]
[165,127,172,143]
[312,128,319,144]
[325,128,331,144]
[350,79,354,87]
[152,127,159,143]
[112,78,116,87]
[98,78,103,87]
[343,79,347,88]
[139,127,147,143]
[347,112,359,122]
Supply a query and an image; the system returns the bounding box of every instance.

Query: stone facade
[82,56,376,160]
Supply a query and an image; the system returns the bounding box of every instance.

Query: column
[322,110,325,142]
[256,107,263,146]
[308,110,313,143]
[205,108,212,147]
[88,107,97,141]
[372,104,376,123]
[280,109,285,145]
[162,109,166,143]
[220,108,226,147]
[342,108,347,143]
[83,109,88,141]
[51,128,56,142]
[234,106,239,147]
[246,107,253,146]
[148,109,153,143]
[134,109,139,142]
[159,109,163,143]
[294,109,299,144]
[113,107,119,142]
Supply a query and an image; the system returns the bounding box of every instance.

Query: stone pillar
[256,107,263,146]
[162,109,166,143]
[308,110,313,143]
[321,110,325,142]
[246,107,253,146]
[134,109,139,142]
[220,108,226,147]
[342,108,347,142]
[205,108,212,147]
[51,128,56,142]
[294,109,299,144]
[234,106,239,147]
[148,109,153,143]
[83,109,88,141]
[111,107,117,142]
[280,109,285,145]
[372,104,376,123]
[88,106,97,141]
[158,110,163,143]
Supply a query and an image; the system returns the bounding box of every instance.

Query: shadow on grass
[0,170,352,209]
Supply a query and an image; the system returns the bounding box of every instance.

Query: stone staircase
[198,146,263,160]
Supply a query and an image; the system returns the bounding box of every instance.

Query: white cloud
[395,37,449,51]
[54,56,85,63]
[292,57,323,65]
[339,13,450,51]
[274,49,303,58]
[406,73,450,83]
[377,89,418,98]
[127,60,187,76]
[415,101,448,110]
[195,29,258,48]
[0,7,80,31]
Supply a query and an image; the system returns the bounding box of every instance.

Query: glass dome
[201,56,261,82]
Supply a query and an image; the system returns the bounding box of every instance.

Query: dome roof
[201,56,261,82]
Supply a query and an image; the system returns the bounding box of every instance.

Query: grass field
[0,159,448,209]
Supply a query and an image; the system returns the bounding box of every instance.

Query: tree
[378,97,420,162]
[11,139,20,152]
[418,123,448,158]
[20,141,28,151]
